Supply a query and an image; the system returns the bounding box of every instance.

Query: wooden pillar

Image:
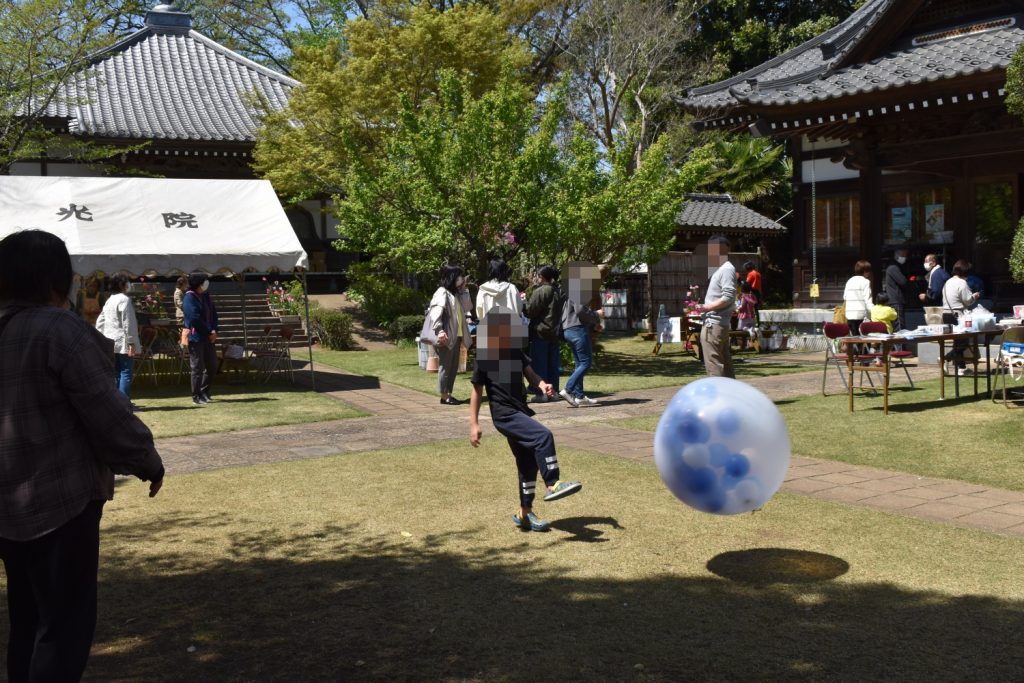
[861,147,883,287]
[788,137,805,297]
[953,160,971,268]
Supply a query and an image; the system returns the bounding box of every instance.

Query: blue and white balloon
[654,377,790,515]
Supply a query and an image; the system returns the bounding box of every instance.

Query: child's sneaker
[558,389,579,407]
[512,512,550,531]
[577,395,598,406]
[544,480,582,501]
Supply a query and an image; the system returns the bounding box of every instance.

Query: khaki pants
[700,323,734,378]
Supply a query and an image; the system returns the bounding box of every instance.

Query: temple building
[11,2,347,279]
[679,0,1024,308]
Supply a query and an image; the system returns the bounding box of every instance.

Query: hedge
[311,309,356,351]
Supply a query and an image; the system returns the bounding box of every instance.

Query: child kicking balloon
[469,307,582,531]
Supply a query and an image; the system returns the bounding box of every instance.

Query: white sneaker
[558,389,579,407]
[577,395,598,406]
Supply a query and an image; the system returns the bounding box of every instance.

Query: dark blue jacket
[925,266,950,305]
[182,290,218,343]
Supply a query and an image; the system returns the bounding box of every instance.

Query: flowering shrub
[135,285,167,318]
[265,278,305,316]
[683,284,702,316]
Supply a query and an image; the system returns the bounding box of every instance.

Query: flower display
[137,290,166,317]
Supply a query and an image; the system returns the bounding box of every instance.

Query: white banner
[0,176,308,275]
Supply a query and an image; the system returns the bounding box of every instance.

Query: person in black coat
[883,249,910,331]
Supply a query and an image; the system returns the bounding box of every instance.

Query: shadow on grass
[299,368,382,392]
[707,548,849,586]
[871,394,988,414]
[57,516,1024,682]
[548,516,624,543]
[587,397,651,407]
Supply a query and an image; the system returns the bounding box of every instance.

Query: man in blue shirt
[919,253,949,306]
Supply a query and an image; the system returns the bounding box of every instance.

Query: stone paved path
[154,361,1024,538]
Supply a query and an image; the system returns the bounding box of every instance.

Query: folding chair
[252,326,294,383]
[992,327,1024,407]
[136,326,160,386]
[822,322,874,395]
[859,321,913,388]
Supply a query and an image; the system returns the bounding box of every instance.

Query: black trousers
[188,339,218,398]
[492,411,560,507]
[0,500,104,683]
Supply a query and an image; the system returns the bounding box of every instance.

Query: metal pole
[239,273,248,349]
[301,269,315,391]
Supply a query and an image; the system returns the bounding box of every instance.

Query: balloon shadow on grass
[707,548,849,586]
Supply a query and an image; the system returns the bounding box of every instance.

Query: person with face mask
[883,249,910,331]
[919,254,949,306]
[182,271,219,405]
[429,264,472,405]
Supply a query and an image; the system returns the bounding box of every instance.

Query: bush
[311,309,356,351]
[1012,216,1024,283]
[346,262,428,327]
[390,314,424,341]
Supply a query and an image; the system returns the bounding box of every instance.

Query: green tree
[253,0,531,199]
[0,0,126,174]
[334,70,558,281]
[1004,43,1024,282]
[336,70,700,282]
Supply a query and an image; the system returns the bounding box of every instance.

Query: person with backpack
[523,265,565,402]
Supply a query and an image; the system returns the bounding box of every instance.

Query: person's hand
[538,381,554,397]
[470,423,482,448]
[519,292,526,300]
[973,292,981,300]
[149,477,163,498]
[596,308,605,317]
[919,293,926,301]
[437,331,449,346]
[209,331,217,343]
[127,345,135,358]
[594,324,604,333]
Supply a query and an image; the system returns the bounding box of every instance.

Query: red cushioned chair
[859,321,913,388]
[822,322,875,396]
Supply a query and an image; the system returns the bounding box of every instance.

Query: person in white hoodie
[95,273,141,400]
[475,259,523,321]
[842,260,873,337]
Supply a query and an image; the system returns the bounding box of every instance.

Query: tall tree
[0,0,125,174]
[253,0,531,199]
[559,0,701,171]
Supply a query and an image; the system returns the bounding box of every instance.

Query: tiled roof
[680,0,896,113]
[45,7,298,143]
[678,194,786,234]
[679,0,1023,117]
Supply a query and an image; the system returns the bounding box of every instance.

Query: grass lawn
[17,441,1019,681]
[132,383,366,439]
[314,334,811,399]
[612,378,1024,491]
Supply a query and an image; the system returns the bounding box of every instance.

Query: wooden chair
[822,323,874,396]
[858,321,913,388]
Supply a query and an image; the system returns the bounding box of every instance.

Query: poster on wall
[924,203,949,243]
[890,206,912,242]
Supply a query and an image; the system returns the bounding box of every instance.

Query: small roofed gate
[650,252,696,320]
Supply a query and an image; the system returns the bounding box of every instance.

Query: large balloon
[654,377,790,515]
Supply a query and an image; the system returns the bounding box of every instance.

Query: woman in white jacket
[429,265,472,405]
[475,259,523,320]
[842,260,873,336]
[95,273,141,399]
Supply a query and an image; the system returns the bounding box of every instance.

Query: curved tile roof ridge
[686,0,895,99]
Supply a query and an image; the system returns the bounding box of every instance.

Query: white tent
[0,176,308,276]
